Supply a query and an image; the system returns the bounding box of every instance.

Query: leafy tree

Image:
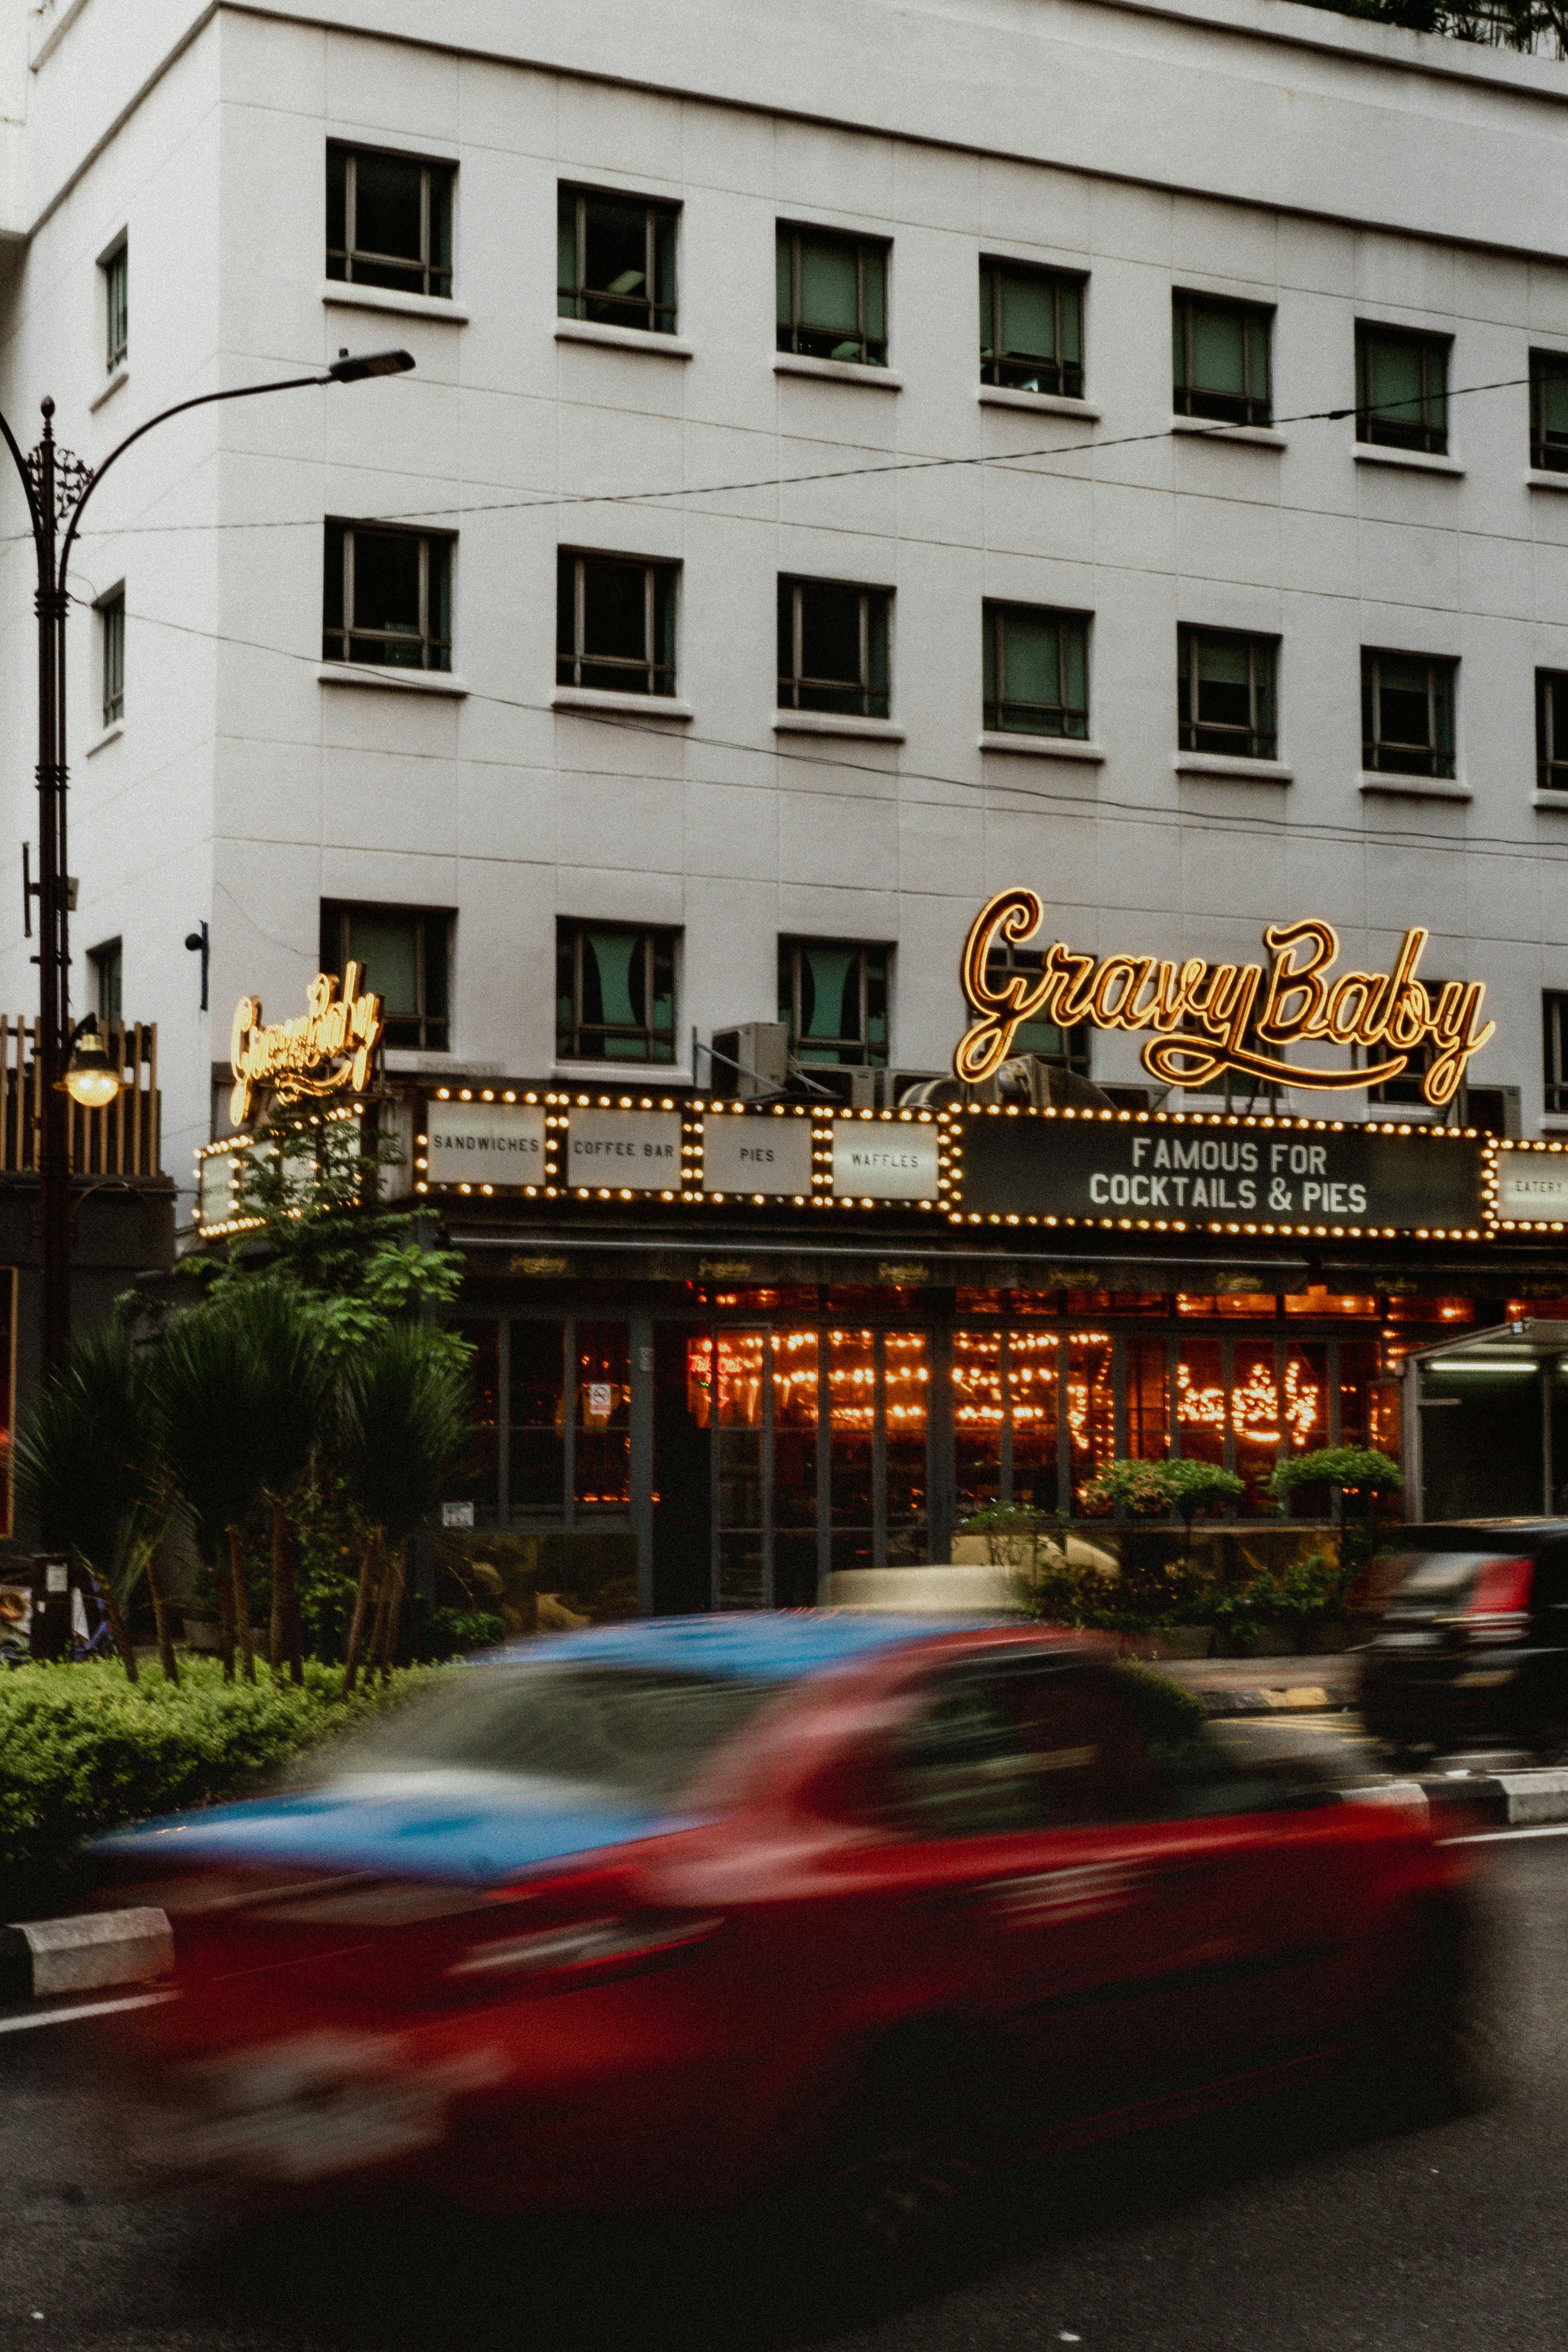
[1082,1458,1179,1517]
[13,1325,176,1683]
[192,1105,467,1370]
[209,1285,332,1685]
[1161,1458,1248,1547]
[151,1304,273,1684]
[335,1324,474,1690]
[1267,1446,1403,1511]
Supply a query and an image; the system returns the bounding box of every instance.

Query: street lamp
[62,1015,121,1111]
[0,345,414,1379]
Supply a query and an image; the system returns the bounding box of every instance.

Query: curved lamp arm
[58,348,413,584]
[0,402,45,558]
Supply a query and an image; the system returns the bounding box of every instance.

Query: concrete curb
[1349,1767,1568,1830]
[1201,1685,1350,1717]
[0,1907,173,2003]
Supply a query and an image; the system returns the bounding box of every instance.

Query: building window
[556,921,677,1064]
[1356,323,1448,454]
[326,144,454,299]
[777,576,891,718]
[323,521,452,671]
[776,224,888,367]
[89,939,122,1031]
[99,589,124,728]
[1172,291,1271,427]
[1532,350,1568,474]
[320,902,451,1051]
[1538,670,1568,792]
[1361,648,1456,779]
[1545,992,1568,1116]
[778,939,889,1068]
[1177,626,1277,760]
[982,937,1090,1071]
[102,240,127,372]
[557,185,677,335]
[556,551,677,697]
[984,602,1089,738]
[979,259,1083,398]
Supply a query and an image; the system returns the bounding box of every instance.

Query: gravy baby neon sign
[955,892,1495,1108]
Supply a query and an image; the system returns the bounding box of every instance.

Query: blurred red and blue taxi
[99,1613,1482,2217]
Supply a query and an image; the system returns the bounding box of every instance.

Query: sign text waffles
[956,892,1494,1109]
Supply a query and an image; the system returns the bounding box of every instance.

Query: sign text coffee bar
[950,1108,1486,1239]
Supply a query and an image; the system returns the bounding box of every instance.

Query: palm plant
[150,1301,272,1683]
[13,1324,174,1682]
[335,1323,473,1689]
[214,1284,331,1685]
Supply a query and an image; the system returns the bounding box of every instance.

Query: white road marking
[1442,1822,1568,1845]
[0,1989,175,2035]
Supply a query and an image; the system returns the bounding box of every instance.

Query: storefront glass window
[1068,1331,1115,1512]
[1339,1337,1393,1456]
[508,1322,565,1514]
[1284,1288,1377,1317]
[829,1328,875,1569]
[1125,1337,1169,1460]
[576,1323,630,1511]
[1387,1297,1474,1326]
[772,1329,819,1606]
[1010,1327,1060,1510]
[715,1331,765,1607]
[954,1329,1005,1519]
[1175,1339,1226,1468]
[885,1332,929,1564]
[446,1317,500,1527]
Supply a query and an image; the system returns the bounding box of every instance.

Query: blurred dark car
[1361,1519,1568,1763]
[101,1616,1481,2274]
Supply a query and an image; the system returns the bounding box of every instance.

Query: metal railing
[0,1018,160,1177]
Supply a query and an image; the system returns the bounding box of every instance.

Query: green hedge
[0,1656,454,1885]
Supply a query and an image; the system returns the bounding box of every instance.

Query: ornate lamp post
[0,347,414,1379]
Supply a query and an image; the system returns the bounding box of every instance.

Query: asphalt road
[4,1811,1565,2352]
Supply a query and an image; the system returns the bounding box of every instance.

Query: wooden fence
[0,1019,161,1178]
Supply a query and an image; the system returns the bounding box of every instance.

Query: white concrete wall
[6,0,1568,1212]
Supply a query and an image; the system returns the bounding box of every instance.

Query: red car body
[102,1617,1474,2214]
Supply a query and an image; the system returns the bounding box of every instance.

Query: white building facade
[6,0,1568,1590]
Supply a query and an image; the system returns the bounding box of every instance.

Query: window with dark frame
[556,551,677,697]
[1538,669,1568,792]
[320,902,452,1052]
[776,224,888,367]
[1172,291,1271,427]
[777,576,891,718]
[99,590,124,728]
[89,939,122,1032]
[557,185,678,335]
[326,144,454,298]
[979,259,1084,398]
[1545,991,1568,1117]
[1356,322,1449,454]
[1367,1012,1447,1108]
[323,521,452,671]
[1177,626,1277,760]
[777,939,890,1068]
[984,601,1090,738]
[1531,350,1568,474]
[981,936,1091,1070]
[103,241,128,372]
[556,920,677,1064]
[1361,647,1456,778]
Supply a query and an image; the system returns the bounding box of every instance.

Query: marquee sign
[948,1106,1486,1241]
[229,965,384,1126]
[955,892,1495,1109]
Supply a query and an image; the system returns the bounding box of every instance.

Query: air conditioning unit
[709,1022,790,1098]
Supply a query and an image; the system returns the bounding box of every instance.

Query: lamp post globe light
[0,348,414,1380]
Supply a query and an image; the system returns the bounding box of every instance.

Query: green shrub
[0,1655,455,1883]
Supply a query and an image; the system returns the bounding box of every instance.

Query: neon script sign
[229,965,384,1125]
[955,892,1495,1108]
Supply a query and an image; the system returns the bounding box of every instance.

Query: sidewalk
[1157,1651,1359,1717]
